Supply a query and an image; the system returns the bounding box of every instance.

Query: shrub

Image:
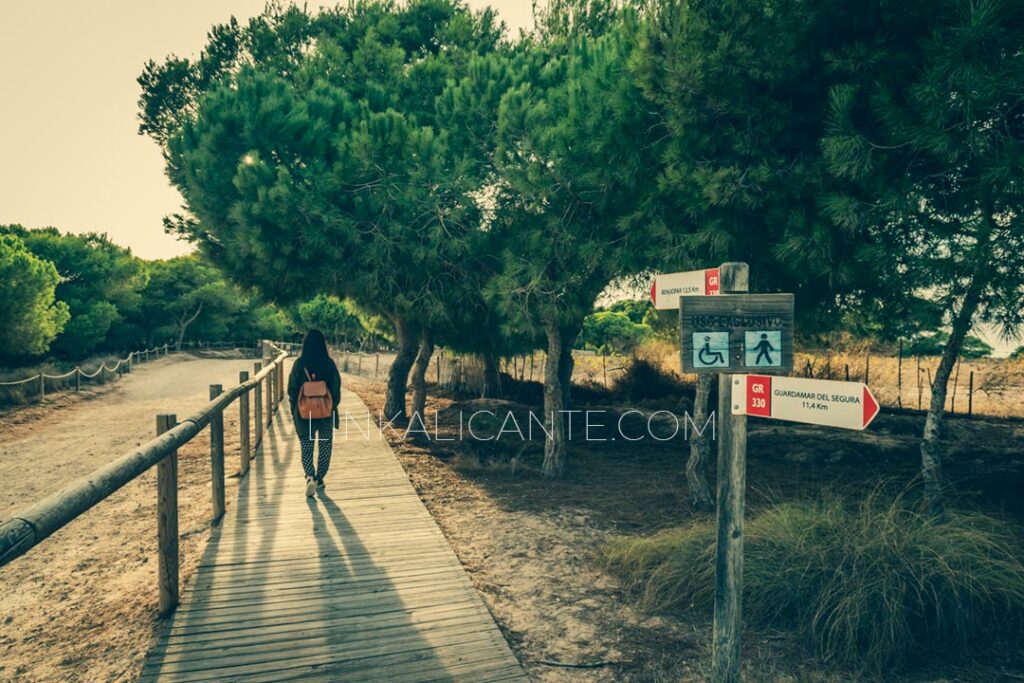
[604,489,1024,673]
[612,358,688,402]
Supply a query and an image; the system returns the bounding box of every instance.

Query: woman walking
[287,330,341,498]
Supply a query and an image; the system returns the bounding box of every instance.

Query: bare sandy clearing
[0,355,257,683]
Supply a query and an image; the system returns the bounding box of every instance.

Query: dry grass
[604,487,1024,674]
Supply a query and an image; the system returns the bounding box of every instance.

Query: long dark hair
[299,329,333,377]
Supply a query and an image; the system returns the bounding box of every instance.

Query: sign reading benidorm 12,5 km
[679,294,794,374]
[650,268,720,309]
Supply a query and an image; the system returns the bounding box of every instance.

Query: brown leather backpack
[297,368,333,420]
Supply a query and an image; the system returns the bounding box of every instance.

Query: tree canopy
[0,234,70,359]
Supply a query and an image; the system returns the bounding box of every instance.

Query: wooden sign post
[678,264,794,683]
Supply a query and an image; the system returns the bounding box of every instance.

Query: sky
[0,1,534,260]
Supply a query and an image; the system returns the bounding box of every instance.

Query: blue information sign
[692,332,730,368]
[744,330,782,367]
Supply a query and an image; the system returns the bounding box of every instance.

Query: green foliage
[821,0,1024,339]
[297,294,367,345]
[488,13,674,337]
[142,0,503,338]
[606,299,650,325]
[0,234,70,358]
[635,0,887,326]
[1011,345,1024,360]
[139,256,247,346]
[236,303,295,343]
[579,310,650,354]
[1,226,146,357]
[906,332,993,359]
[605,489,1024,672]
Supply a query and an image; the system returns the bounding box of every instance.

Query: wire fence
[335,343,1024,420]
[0,340,261,407]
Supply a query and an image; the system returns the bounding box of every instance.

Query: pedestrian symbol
[693,332,729,368]
[745,331,781,367]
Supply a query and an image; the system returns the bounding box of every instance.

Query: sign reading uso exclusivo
[679,294,794,374]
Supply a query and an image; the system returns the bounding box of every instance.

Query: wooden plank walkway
[141,384,527,682]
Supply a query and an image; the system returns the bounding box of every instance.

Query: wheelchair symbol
[692,332,729,368]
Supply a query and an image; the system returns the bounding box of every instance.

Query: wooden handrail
[0,348,289,572]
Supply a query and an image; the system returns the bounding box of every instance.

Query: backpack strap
[304,368,316,381]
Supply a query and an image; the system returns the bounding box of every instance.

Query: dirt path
[0,354,259,682]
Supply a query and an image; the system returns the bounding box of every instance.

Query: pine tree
[139,1,503,421]
[823,0,1024,515]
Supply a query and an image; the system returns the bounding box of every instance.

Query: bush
[612,358,688,402]
[604,489,1024,673]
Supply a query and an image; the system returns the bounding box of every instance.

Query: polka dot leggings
[298,417,334,482]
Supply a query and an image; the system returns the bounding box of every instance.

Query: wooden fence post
[156,413,179,617]
[209,385,225,524]
[897,339,904,408]
[865,353,871,385]
[265,366,274,427]
[950,356,962,414]
[253,362,263,447]
[921,358,929,411]
[75,368,81,392]
[278,361,285,404]
[712,261,749,683]
[39,374,45,402]
[844,364,850,381]
[128,352,133,374]
[239,371,251,476]
[375,353,380,378]
[968,371,974,416]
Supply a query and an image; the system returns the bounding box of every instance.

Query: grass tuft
[604,489,1024,672]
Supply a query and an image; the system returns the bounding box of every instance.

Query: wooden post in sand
[253,362,263,448]
[239,371,251,476]
[156,413,179,616]
[711,263,750,683]
[209,384,225,524]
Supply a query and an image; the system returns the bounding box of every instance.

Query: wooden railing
[0,341,293,616]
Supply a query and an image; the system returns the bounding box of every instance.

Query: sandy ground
[0,354,259,683]
[344,374,1024,682]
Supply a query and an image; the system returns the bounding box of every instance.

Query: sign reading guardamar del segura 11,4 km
[732,374,881,431]
[649,268,720,309]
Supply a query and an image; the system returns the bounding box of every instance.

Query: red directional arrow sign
[732,374,880,430]
[650,268,720,309]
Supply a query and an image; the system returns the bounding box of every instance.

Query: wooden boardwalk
[141,386,526,682]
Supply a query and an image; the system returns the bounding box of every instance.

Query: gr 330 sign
[679,293,794,375]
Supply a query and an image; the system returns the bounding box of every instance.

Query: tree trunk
[542,322,568,477]
[384,316,417,422]
[410,329,435,429]
[687,373,715,511]
[481,352,501,398]
[558,330,576,414]
[176,302,203,351]
[920,275,985,518]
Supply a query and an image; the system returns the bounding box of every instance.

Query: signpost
[732,374,880,430]
[649,267,720,309]
[671,264,883,683]
[679,293,794,374]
